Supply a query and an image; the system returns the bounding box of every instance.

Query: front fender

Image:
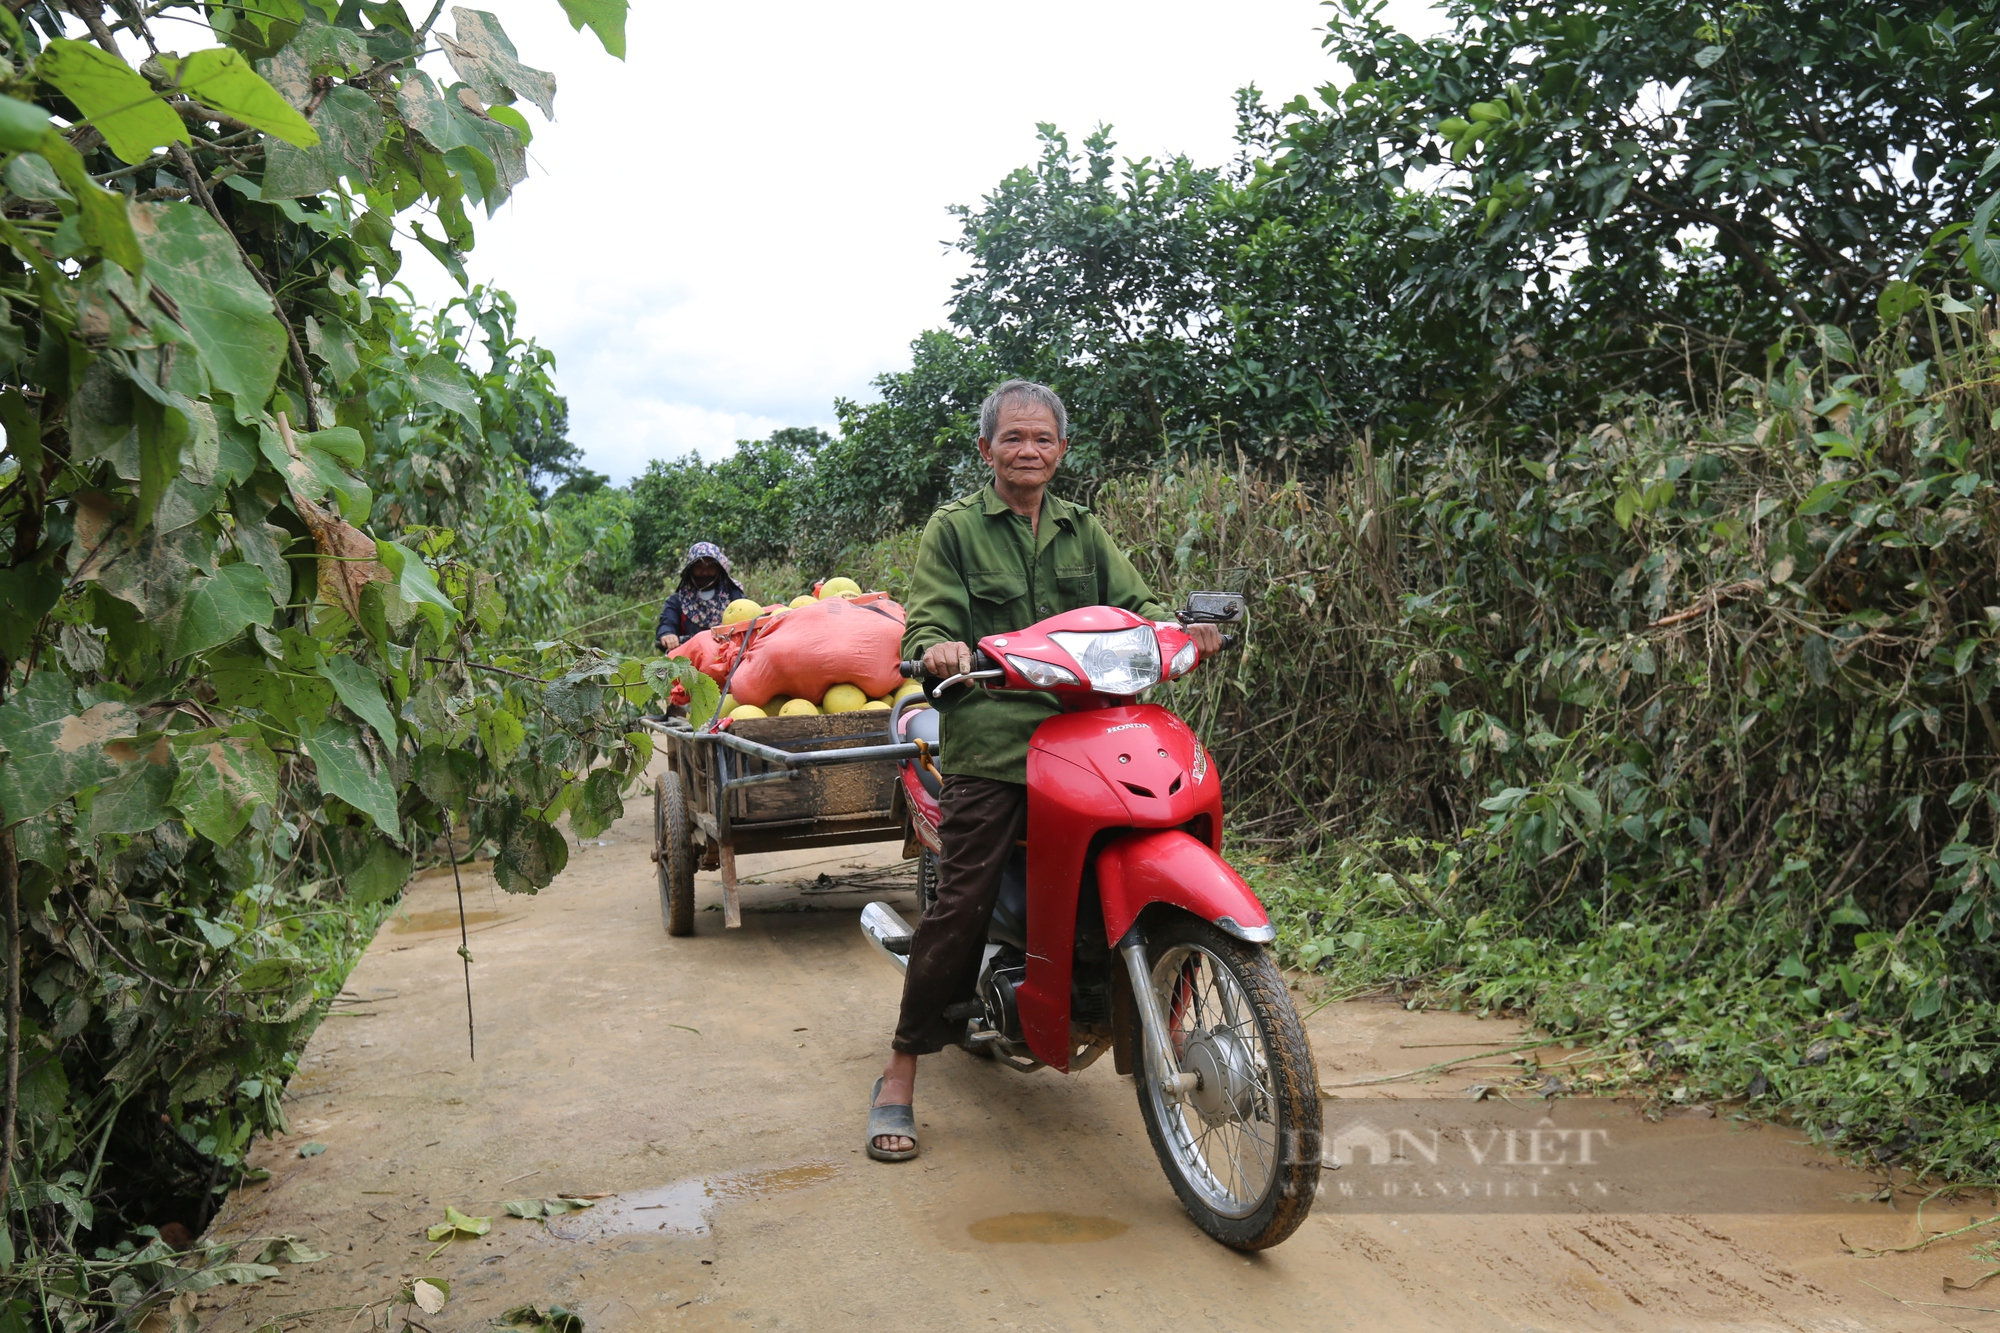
[1095,829,1273,946]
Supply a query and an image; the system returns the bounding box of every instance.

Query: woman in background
[654,541,746,651]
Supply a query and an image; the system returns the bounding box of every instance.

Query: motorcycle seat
[900,706,942,799]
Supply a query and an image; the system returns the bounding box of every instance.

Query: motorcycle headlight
[1048,627,1161,695]
[1168,640,1198,678]
[1005,654,1079,688]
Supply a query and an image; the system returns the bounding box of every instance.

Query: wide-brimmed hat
[682,541,731,575]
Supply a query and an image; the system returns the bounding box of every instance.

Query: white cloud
[397,0,1449,483]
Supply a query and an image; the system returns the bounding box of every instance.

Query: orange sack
[667,625,739,683]
[725,594,906,706]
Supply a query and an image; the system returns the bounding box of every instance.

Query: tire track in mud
[1320,1211,1851,1331]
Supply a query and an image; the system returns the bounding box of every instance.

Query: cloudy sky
[396,1,1445,483]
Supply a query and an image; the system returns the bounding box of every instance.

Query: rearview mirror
[1179,591,1247,625]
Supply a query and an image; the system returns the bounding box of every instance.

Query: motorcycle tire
[1130,913,1321,1250]
[657,772,696,937]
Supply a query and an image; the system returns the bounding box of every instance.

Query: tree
[630,427,829,568]
[1286,0,2000,363]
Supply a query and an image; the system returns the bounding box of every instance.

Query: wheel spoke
[1146,939,1296,1216]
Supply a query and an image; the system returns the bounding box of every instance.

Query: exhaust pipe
[860,901,914,972]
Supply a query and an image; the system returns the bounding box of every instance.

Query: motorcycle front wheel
[1132,914,1321,1250]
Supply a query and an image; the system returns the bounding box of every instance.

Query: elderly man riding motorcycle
[866,380,1224,1161]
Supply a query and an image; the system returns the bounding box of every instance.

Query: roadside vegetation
[0,0,740,1324]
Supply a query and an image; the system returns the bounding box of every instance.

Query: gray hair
[978,379,1068,442]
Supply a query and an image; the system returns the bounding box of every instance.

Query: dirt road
[206,764,2000,1331]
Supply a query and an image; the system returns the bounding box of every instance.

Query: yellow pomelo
[779,698,820,717]
[766,695,792,713]
[789,594,817,608]
[728,704,767,720]
[861,700,890,711]
[718,693,737,714]
[892,679,924,702]
[821,683,868,713]
[818,576,862,599]
[722,598,764,625]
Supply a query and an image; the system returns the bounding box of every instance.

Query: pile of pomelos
[720,678,923,722]
[665,576,916,724]
[716,575,864,631]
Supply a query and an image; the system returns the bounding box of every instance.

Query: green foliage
[1092,268,2000,1177]
[0,0,673,1316]
[1302,0,2000,344]
[629,426,830,568]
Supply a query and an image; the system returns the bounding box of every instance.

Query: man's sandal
[866,1077,919,1163]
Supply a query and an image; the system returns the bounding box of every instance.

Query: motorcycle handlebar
[898,650,996,674]
[901,650,997,696]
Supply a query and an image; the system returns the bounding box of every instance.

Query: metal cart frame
[641,711,919,932]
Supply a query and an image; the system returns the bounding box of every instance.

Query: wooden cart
[641,711,920,934]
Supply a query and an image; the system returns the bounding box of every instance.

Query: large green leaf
[442,9,555,118]
[375,539,460,637]
[68,492,209,651]
[410,221,468,290]
[412,746,478,815]
[160,47,318,146]
[3,153,64,202]
[88,740,178,836]
[261,86,383,198]
[231,515,293,608]
[36,39,189,164]
[345,839,410,906]
[269,424,373,519]
[394,71,524,211]
[403,353,482,427]
[556,0,626,59]
[258,21,370,107]
[304,425,365,466]
[305,718,399,837]
[132,202,285,411]
[0,675,139,823]
[494,816,566,893]
[171,561,275,658]
[568,766,624,840]
[36,131,142,274]
[305,315,361,386]
[317,655,398,742]
[169,731,280,844]
[478,707,523,764]
[0,563,61,665]
[0,95,49,151]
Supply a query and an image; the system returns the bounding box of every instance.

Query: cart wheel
[656,772,696,936]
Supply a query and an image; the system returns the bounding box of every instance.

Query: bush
[1078,290,2000,1177]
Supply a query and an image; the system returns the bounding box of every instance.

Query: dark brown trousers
[892,775,1028,1055]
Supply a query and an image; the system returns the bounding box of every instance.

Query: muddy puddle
[545,1162,842,1240]
[389,907,517,934]
[968,1212,1131,1244]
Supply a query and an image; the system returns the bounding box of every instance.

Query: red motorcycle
[861,593,1322,1250]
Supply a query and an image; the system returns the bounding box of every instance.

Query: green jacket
[901,484,1168,784]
